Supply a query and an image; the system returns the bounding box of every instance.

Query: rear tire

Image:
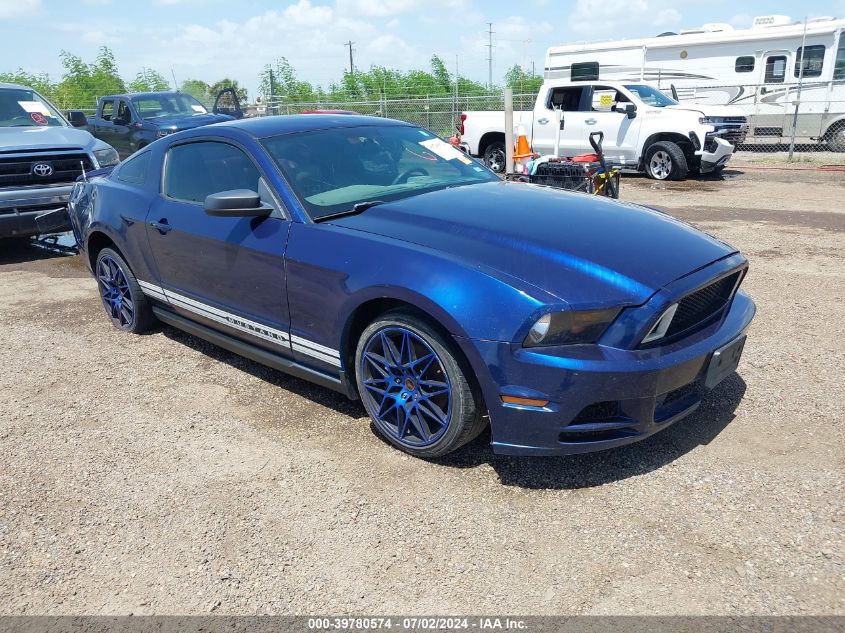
[645,141,688,180]
[825,122,845,152]
[355,310,486,458]
[95,247,156,334]
[483,141,506,174]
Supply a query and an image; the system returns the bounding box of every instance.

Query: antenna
[80,160,88,182]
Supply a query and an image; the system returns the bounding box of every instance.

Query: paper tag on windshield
[419,138,466,161]
[18,101,50,116]
[191,105,206,113]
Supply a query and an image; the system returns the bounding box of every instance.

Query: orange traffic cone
[513,124,534,160]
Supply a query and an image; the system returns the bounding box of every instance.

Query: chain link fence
[263,84,845,164]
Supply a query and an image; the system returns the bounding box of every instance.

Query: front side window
[116,151,150,185]
[836,35,845,80]
[624,84,677,107]
[132,94,208,121]
[571,61,599,81]
[115,100,132,125]
[735,56,755,73]
[590,87,629,112]
[765,55,787,83]
[0,87,66,128]
[164,141,261,204]
[100,100,115,121]
[795,45,825,78]
[262,125,498,220]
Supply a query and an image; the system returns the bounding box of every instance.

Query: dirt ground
[0,166,842,616]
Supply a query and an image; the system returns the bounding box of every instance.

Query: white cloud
[0,0,41,19]
[568,0,682,37]
[336,0,468,18]
[81,29,122,45]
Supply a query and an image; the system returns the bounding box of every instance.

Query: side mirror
[204,189,272,218]
[66,110,88,127]
[623,103,637,119]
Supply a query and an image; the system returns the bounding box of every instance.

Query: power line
[344,41,355,74]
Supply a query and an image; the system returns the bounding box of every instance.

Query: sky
[0,0,842,98]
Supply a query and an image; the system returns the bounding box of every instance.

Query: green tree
[505,64,543,94]
[180,79,210,102]
[0,70,56,99]
[258,58,319,107]
[128,68,170,93]
[208,79,247,104]
[54,47,125,109]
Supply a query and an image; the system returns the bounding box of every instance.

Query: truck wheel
[355,310,486,458]
[645,141,688,180]
[483,141,506,174]
[825,122,845,152]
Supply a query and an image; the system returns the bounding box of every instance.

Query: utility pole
[269,68,276,115]
[486,23,494,89]
[344,41,355,74]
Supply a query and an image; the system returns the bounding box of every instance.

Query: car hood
[328,181,736,306]
[0,125,97,151]
[665,103,747,118]
[151,113,234,130]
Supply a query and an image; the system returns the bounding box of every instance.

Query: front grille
[0,153,92,188]
[664,271,742,338]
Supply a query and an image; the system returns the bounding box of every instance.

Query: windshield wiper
[315,200,386,222]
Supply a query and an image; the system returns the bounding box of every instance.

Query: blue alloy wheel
[359,326,453,448]
[97,254,135,330]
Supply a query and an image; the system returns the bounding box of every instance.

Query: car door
[582,85,643,165]
[93,99,117,146]
[111,99,135,158]
[145,138,292,356]
[531,86,586,157]
[754,50,792,140]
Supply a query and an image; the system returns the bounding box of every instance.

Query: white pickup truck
[461,80,748,180]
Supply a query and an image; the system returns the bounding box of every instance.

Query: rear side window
[100,100,114,121]
[116,151,150,185]
[765,55,787,83]
[735,56,755,73]
[547,87,585,112]
[836,37,845,80]
[571,62,599,81]
[795,45,825,77]
[164,141,261,204]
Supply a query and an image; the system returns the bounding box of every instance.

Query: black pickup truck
[85,89,242,159]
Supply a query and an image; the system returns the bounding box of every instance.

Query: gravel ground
[0,166,842,615]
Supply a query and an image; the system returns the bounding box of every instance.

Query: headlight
[699,116,722,126]
[524,309,619,347]
[93,147,119,168]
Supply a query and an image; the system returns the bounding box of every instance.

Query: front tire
[95,247,156,333]
[483,141,506,174]
[645,141,688,180]
[355,311,485,458]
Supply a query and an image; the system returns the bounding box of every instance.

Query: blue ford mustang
[68,115,755,458]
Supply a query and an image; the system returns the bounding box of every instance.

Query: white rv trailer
[545,15,845,149]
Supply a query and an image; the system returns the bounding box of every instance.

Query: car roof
[100,92,186,100]
[215,114,414,138]
[0,82,35,90]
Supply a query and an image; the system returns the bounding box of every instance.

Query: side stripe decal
[137,280,341,367]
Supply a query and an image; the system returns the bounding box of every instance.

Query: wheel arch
[640,132,696,168]
[86,229,124,271]
[478,131,505,156]
[339,292,488,407]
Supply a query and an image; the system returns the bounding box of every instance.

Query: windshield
[262,125,498,220]
[0,88,66,128]
[131,93,208,120]
[624,84,678,107]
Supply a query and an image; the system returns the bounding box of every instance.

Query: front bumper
[0,185,74,238]
[460,289,755,456]
[698,137,734,173]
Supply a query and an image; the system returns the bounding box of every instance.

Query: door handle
[585,118,597,125]
[537,117,549,125]
[149,219,172,235]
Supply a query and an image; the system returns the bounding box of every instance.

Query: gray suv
[0,83,119,241]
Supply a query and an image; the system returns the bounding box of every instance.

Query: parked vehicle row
[460,80,748,180]
[68,115,755,458]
